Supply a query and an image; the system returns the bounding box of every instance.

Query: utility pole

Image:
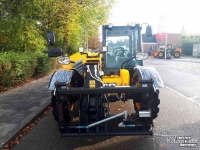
[158,16,167,59]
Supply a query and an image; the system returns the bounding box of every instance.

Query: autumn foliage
[0,0,115,54]
[88,35,102,50]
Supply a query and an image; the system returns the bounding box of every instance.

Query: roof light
[103,46,107,52]
[131,22,136,27]
[108,23,113,28]
[79,47,84,53]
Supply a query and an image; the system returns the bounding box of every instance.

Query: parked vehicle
[154,44,182,58]
[47,23,163,137]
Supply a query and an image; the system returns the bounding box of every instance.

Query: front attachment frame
[54,79,155,136]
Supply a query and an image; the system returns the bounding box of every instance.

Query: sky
[108,0,200,34]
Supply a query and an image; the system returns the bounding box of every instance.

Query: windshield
[107,36,129,55]
[105,28,139,68]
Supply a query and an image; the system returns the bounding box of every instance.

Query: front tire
[174,52,180,58]
[133,92,160,119]
[158,52,164,58]
[51,94,72,123]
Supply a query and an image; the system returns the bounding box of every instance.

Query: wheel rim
[175,53,179,57]
[159,53,163,57]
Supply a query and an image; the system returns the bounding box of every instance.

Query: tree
[0,18,46,52]
[88,35,101,50]
[0,0,116,54]
[79,0,115,48]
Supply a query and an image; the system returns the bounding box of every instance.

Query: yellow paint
[89,80,96,88]
[70,52,102,70]
[102,76,122,86]
[120,69,130,86]
[101,69,130,86]
[59,51,103,71]
[65,52,131,87]
[61,63,73,70]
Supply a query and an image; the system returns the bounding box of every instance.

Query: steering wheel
[114,47,131,57]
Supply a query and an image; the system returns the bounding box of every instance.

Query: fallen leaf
[4,144,9,148]
[14,140,20,145]
[19,134,23,138]
[87,138,93,142]
[30,123,35,127]
[159,143,166,148]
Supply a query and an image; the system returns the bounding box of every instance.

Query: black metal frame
[54,79,154,137]
[56,85,153,95]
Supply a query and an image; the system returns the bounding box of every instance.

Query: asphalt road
[12,56,200,150]
[145,56,200,104]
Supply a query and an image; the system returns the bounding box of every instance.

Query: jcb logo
[89,80,95,88]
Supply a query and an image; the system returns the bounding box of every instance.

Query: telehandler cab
[47,23,163,136]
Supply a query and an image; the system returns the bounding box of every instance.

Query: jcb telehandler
[47,23,163,136]
[155,44,182,58]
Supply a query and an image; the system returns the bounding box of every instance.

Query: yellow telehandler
[155,44,182,58]
[46,23,163,137]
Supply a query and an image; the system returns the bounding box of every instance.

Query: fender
[48,69,73,90]
[134,66,164,89]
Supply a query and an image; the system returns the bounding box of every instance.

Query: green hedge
[181,36,200,56]
[0,52,57,87]
[182,43,193,56]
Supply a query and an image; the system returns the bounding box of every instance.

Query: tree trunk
[62,36,68,54]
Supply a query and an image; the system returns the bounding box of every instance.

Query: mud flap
[48,69,73,91]
[135,66,164,89]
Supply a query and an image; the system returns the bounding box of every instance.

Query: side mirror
[146,25,152,37]
[47,32,55,46]
[48,48,64,57]
[136,52,148,60]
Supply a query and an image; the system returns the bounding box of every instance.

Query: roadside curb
[0,97,51,150]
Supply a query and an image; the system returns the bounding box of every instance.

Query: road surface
[13,56,200,150]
